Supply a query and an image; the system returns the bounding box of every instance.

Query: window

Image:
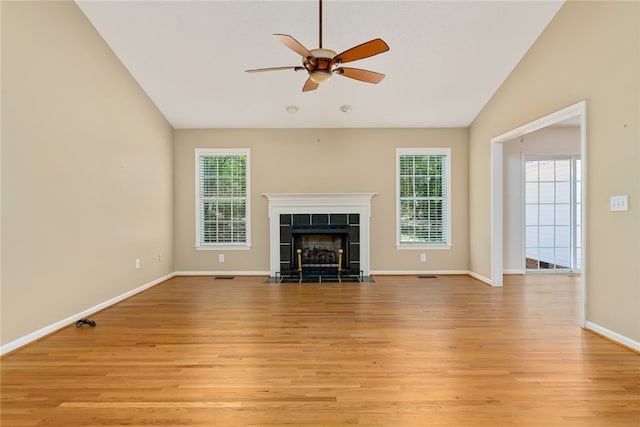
[195,149,250,249]
[396,148,450,248]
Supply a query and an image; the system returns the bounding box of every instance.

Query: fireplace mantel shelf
[263,192,377,200]
[263,193,377,209]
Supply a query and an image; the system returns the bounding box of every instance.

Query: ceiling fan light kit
[309,71,332,84]
[246,0,389,92]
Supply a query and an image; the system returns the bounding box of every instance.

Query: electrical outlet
[219,254,225,263]
[420,253,426,262]
[135,258,140,269]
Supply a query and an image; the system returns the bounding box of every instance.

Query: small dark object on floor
[418,275,438,279]
[215,276,235,280]
[75,318,96,327]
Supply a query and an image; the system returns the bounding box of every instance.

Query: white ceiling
[76,0,564,129]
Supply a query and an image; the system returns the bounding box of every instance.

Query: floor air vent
[215,276,235,280]
[418,275,438,279]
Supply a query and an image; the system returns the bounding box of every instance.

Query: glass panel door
[525,158,579,271]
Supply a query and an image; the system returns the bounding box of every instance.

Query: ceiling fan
[245,0,389,92]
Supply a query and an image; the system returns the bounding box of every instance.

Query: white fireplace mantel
[263,193,376,277]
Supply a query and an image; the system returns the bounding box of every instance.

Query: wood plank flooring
[2,274,639,426]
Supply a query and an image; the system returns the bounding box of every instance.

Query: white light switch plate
[610,195,629,211]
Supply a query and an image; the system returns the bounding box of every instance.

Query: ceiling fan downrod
[318,0,323,49]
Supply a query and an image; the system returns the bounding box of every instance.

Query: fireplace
[263,193,375,282]
[279,214,360,281]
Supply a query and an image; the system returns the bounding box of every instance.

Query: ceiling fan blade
[335,67,385,84]
[245,66,305,73]
[274,34,313,58]
[302,78,319,92]
[333,38,389,65]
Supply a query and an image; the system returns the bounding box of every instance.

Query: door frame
[490,101,587,326]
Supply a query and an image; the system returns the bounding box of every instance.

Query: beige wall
[1,2,174,346]
[469,1,639,340]
[174,128,469,273]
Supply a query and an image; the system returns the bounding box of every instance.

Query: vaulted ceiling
[76,1,564,129]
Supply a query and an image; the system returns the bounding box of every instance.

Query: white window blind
[397,149,450,246]
[196,149,250,248]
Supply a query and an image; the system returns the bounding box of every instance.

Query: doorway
[490,101,586,326]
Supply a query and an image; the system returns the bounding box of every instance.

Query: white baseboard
[503,269,525,275]
[370,270,470,276]
[584,321,640,352]
[174,270,270,276]
[468,270,496,286]
[0,272,176,356]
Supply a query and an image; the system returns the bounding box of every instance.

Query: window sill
[396,244,452,250]
[195,245,251,251]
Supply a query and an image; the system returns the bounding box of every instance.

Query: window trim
[396,148,452,250]
[194,148,251,250]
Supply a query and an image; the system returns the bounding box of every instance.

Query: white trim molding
[468,270,493,286]
[263,193,376,277]
[175,270,270,276]
[371,270,469,276]
[584,321,640,353]
[503,269,525,275]
[194,245,251,251]
[0,272,176,356]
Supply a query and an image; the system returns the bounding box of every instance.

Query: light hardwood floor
[2,274,639,426]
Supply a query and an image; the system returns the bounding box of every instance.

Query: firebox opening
[296,234,345,268]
